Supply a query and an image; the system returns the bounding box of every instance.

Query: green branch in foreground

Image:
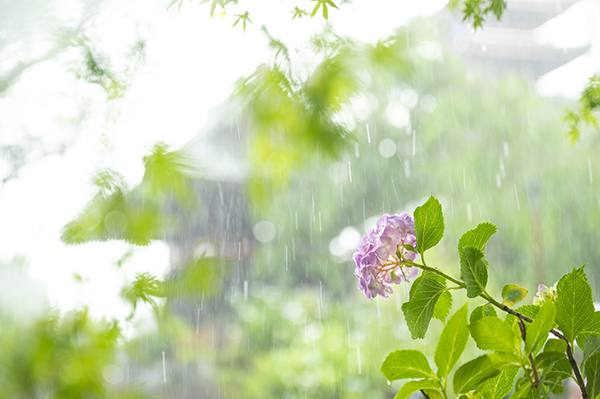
[402,258,588,399]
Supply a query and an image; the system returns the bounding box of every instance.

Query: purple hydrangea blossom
[353,212,420,300]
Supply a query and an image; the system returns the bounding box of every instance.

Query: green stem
[403,259,466,288]
[440,382,449,399]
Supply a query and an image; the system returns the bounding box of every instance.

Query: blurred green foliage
[122,273,165,320]
[61,143,197,246]
[71,38,146,100]
[564,75,600,142]
[234,28,413,207]
[0,309,151,399]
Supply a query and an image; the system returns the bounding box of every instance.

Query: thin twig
[420,390,430,399]
[502,305,587,398]
[517,316,539,388]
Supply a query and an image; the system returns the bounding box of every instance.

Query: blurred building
[441,0,591,81]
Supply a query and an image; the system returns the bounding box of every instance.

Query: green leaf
[470,303,497,324]
[458,222,497,253]
[501,284,528,307]
[489,352,522,369]
[525,301,555,354]
[414,196,445,254]
[402,244,417,253]
[586,352,600,399]
[576,311,600,350]
[480,368,519,399]
[546,363,567,395]
[381,350,435,381]
[459,246,488,298]
[394,380,439,399]
[555,265,594,344]
[310,2,321,17]
[509,378,531,399]
[291,6,309,20]
[432,291,453,323]
[544,339,567,354]
[534,351,566,370]
[325,0,338,8]
[232,12,251,31]
[453,355,500,395]
[402,273,447,339]
[546,357,573,383]
[470,316,518,353]
[435,303,470,378]
[583,335,600,371]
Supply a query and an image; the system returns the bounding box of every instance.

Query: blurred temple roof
[440,0,596,87]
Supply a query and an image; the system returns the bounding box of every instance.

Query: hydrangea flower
[533,283,557,305]
[353,213,420,300]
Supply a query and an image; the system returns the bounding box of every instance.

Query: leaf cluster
[61,143,198,246]
[448,0,505,30]
[564,75,600,142]
[384,196,600,399]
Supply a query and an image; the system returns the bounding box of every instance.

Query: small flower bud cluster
[353,213,420,300]
[533,283,558,305]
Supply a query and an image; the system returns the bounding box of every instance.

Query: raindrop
[266,152,287,173]
[400,89,419,109]
[162,351,167,383]
[351,95,374,120]
[104,210,127,235]
[496,173,502,188]
[328,162,348,183]
[347,320,351,348]
[386,101,410,128]
[404,160,411,178]
[417,41,441,59]
[378,139,397,158]
[319,212,322,231]
[357,347,362,375]
[102,365,123,385]
[514,184,521,211]
[466,202,472,222]
[339,227,360,249]
[317,300,321,325]
[253,221,276,243]
[420,95,437,113]
[589,158,594,183]
[348,161,353,182]
[329,238,344,257]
